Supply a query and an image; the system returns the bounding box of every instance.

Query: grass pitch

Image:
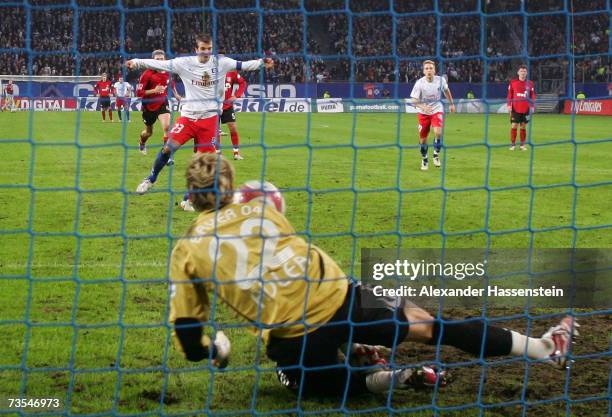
[0,110,610,416]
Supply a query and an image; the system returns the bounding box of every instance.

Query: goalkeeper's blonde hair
[186,153,235,212]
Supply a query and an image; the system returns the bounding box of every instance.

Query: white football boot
[136,178,154,195]
[179,200,195,212]
[433,153,441,167]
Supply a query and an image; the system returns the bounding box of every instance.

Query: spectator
[146,27,155,42]
[1,1,609,84]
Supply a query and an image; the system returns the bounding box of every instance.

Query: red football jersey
[5,83,14,95]
[136,69,174,112]
[507,78,536,114]
[223,71,247,110]
[94,80,113,97]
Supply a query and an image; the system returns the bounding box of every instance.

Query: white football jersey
[113,81,132,97]
[131,55,263,119]
[410,75,449,115]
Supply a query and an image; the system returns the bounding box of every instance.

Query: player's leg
[216,109,227,151]
[221,108,242,160]
[179,115,225,210]
[510,112,519,150]
[402,305,578,368]
[432,127,442,167]
[341,284,450,392]
[136,117,193,194]
[101,99,112,122]
[267,329,374,398]
[266,286,410,399]
[116,101,123,121]
[100,99,106,121]
[108,100,113,122]
[125,99,130,122]
[218,108,229,139]
[139,111,155,155]
[158,112,173,165]
[519,120,527,150]
[430,113,444,167]
[417,114,431,170]
[193,115,221,154]
[227,122,243,160]
[158,112,171,145]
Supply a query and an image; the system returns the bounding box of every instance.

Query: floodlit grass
[0,110,610,416]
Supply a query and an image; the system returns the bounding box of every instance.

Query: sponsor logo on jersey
[192,72,215,87]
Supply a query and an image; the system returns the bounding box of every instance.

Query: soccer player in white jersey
[126,33,273,194]
[113,75,133,122]
[410,60,455,171]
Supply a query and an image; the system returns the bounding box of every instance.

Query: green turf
[0,111,610,416]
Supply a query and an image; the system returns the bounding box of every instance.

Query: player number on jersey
[208,218,298,305]
[170,123,185,134]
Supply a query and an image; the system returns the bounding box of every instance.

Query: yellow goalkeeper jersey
[169,200,349,349]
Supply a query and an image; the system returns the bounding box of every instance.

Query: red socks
[102,110,106,121]
[520,128,526,145]
[230,130,240,148]
[510,127,517,145]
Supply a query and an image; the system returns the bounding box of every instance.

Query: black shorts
[98,96,111,109]
[220,107,236,124]
[142,102,170,126]
[266,283,409,397]
[511,110,530,124]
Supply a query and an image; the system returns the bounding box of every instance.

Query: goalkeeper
[169,153,579,397]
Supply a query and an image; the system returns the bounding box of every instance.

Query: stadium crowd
[0,0,609,85]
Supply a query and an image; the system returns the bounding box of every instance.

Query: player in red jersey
[2,80,16,112]
[507,65,536,151]
[135,49,182,160]
[220,70,247,160]
[94,73,113,122]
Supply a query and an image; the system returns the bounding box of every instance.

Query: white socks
[510,330,555,359]
[366,369,413,393]
[365,369,415,393]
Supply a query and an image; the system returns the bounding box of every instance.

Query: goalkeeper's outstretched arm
[169,245,230,368]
